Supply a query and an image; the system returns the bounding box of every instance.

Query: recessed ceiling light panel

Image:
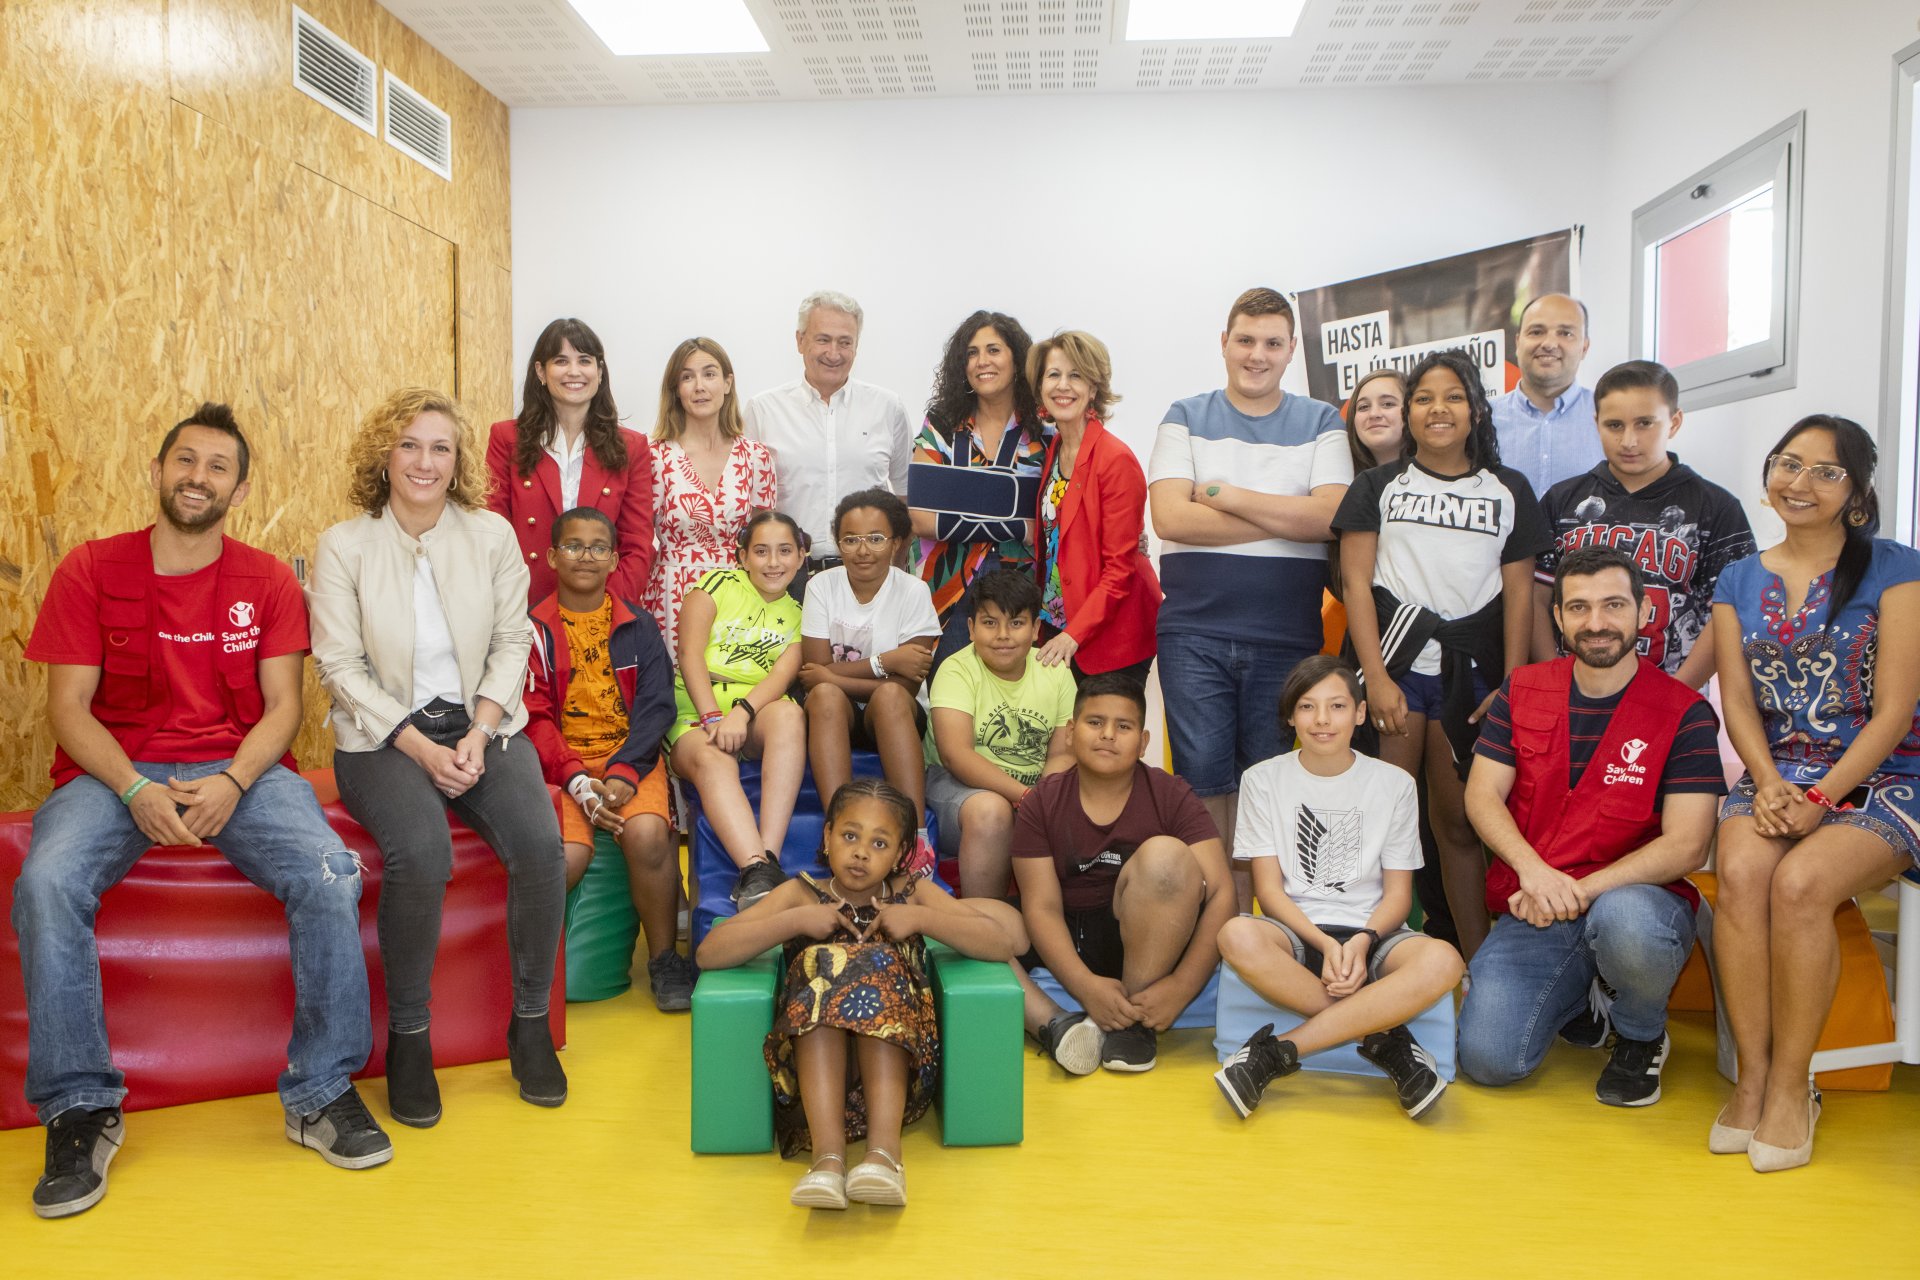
[1123,0,1307,42]
[565,0,770,56]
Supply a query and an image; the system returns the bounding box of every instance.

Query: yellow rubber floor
[3,996,1912,1278]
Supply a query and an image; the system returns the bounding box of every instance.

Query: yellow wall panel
[1,0,507,809]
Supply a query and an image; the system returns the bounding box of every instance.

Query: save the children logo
[1603,738,1651,787]
[228,601,255,628]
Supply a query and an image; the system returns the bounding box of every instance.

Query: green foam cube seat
[563,830,641,1002]
[689,946,779,1153]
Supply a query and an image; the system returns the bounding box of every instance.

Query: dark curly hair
[1405,349,1501,475]
[514,318,628,479]
[925,311,1040,447]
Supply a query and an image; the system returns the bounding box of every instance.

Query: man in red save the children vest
[13,404,389,1220]
[1458,545,1726,1107]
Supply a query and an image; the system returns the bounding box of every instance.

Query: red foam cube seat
[0,768,565,1130]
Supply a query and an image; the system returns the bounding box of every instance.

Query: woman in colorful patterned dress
[641,337,779,659]
[695,779,1011,1210]
[907,310,1051,671]
[1709,414,1920,1173]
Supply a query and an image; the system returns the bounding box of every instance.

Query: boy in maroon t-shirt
[971,673,1234,1076]
[14,405,388,1221]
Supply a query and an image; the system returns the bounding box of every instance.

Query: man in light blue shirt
[1490,294,1602,495]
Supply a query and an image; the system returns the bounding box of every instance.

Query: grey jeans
[334,714,565,1032]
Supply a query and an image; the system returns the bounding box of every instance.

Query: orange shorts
[560,752,671,847]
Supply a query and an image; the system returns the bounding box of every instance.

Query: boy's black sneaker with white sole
[1595,1030,1670,1107]
[287,1087,394,1170]
[1213,1023,1300,1118]
[1100,1022,1157,1072]
[1559,976,1616,1049]
[648,950,699,1012]
[32,1106,124,1219]
[1035,1011,1103,1076]
[731,857,787,908]
[1358,1025,1448,1119]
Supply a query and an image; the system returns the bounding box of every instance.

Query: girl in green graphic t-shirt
[670,510,808,908]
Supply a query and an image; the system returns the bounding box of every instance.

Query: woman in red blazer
[1027,330,1160,682]
[488,317,655,605]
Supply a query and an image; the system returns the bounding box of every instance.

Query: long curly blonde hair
[345,387,491,516]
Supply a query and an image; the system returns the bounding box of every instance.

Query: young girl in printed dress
[1709,414,1920,1172]
[669,510,809,908]
[696,779,1012,1210]
[1332,350,1552,959]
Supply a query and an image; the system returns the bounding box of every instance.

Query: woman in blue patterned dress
[1708,414,1920,1172]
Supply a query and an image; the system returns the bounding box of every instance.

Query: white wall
[510,84,1606,467]
[1587,0,1920,541]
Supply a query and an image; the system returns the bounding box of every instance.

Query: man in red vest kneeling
[1458,546,1724,1106]
[13,405,389,1219]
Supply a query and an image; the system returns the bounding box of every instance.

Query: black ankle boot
[384,1026,441,1128]
[507,1014,568,1107]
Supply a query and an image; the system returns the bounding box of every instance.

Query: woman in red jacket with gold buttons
[1028,330,1159,684]
[488,318,655,605]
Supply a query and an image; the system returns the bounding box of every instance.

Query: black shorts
[846,695,929,750]
[1019,906,1124,980]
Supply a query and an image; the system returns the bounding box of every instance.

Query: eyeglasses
[836,532,892,550]
[1766,455,1849,487]
[557,542,616,561]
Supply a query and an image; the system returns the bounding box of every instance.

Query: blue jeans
[1156,630,1316,797]
[1457,883,1695,1086]
[12,761,372,1123]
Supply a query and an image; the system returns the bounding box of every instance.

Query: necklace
[825,876,879,933]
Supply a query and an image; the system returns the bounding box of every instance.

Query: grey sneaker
[32,1106,124,1219]
[648,950,699,1012]
[1559,977,1616,1049]
[286,1087,394,1170]
[1034,1011,1103,1076]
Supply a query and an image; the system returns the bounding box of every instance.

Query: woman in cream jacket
[308,387,567,1128]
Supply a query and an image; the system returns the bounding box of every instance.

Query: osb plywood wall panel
[1,0,509,809]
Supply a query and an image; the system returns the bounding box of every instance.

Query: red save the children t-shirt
[26,532,309,782]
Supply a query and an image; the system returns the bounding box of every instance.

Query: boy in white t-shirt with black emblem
[1214,655,1466,1120]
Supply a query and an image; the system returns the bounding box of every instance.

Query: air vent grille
[292,6,377,134]
[384,72,453,179]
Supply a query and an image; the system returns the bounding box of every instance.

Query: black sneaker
[286,1087,394,1170]
[647,950,699,1013]
[1034,1011,1103,1076]
[1559,977,1616,1049]
[1358,1025,1448,1119]
[1100,1022,1157,1073]
[731,856,787,908]
[32,1106,123,1219]
[1596,1030,1670,1107]
[1213,1023,1300,1118]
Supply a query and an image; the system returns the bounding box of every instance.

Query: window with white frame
[1880,41,1920,545]
[1630,113,1804,411]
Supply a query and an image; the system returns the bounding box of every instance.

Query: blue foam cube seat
[684,750,943,947]
[1211,959,1457,1080]
[1031,965,1220,1029]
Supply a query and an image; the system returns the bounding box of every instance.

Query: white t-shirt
[409,553,463,711]
[1233,751,1422,929]
[801,565,941,665]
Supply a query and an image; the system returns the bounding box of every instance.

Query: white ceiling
[381,0,1699,108]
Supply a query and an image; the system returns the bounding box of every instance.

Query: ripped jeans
[12,761,373,1123]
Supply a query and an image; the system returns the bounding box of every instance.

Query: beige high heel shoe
[1748,1088,1822,1173]
[791,1153,848,1209]
[1707,1102,1756,1155]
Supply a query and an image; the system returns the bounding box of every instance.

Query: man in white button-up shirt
[744,290,913,598]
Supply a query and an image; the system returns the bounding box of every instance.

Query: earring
[1847,507,1867,527]
[382,468,389,484]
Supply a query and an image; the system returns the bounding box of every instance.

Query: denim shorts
[1157,631,1318,796]
[1396,667,1494,720]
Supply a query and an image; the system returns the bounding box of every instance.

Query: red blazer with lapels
[487,419,656,605]
[1039,416,1161,674]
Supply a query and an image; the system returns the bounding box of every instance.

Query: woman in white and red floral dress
[643,337,780,660]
